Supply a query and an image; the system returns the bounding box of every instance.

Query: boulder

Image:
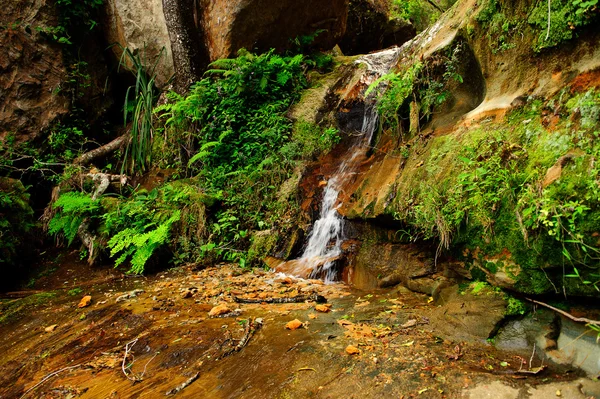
[102,0,174,87]
[0,0,69,143]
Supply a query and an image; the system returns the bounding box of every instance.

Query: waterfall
[276,47,402,282]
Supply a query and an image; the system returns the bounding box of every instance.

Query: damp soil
[0,262,591,399]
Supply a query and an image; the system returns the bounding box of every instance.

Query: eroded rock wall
[0,0,69,143]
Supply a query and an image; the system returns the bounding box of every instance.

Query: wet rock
[44,324,58,333]
[78,295,92,308]
[285,319,303,330]
[429,285,507,342]
[208,304,231,317]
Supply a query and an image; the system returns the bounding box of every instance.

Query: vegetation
[376,87,600,295]
[392,0,457,32]
[528,0,599,52]
[367,41,465,141]
[0,179,35,267]
[48,48,339,273]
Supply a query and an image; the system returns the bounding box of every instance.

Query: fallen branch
[165,372,200,396]
[74,135,130,166]
[526,298,600,326]
[233,294,326,304]
[217,317,263,360]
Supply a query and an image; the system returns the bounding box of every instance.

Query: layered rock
[0,0,69,143]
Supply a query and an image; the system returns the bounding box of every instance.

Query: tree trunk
[162,0,211,93]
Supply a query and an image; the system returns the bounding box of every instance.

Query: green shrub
[528,0,599,52]
[0,179,35,266]
[155,49,337,265]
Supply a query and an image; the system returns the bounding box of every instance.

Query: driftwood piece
[217,317,263,360]
[233,293,326,304]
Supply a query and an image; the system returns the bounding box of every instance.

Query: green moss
[505,296,527,316]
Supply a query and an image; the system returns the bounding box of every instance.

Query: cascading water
[276,47,402,282]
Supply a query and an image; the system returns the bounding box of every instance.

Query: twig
[165,372,200,396]
[19,364,84,398]
[122,339,140,382]
[529,342,536,369]
[525,298,600,326]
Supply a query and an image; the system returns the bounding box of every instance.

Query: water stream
[278,47,402,282]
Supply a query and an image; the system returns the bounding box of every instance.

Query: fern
[48,192,101,245]
[108,211,180,274]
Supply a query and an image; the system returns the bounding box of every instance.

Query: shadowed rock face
[200,0,349,60]
[340,0,416,55]
[0,0,69,143]
[160,0,349,93]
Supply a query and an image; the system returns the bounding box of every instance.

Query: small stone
[78,295,92,308]
[181,290,193,299]
[315,304,331,313]
[308,313,317,320]
[345,345,360,355]
[285,319,303,330]
[45,324,58,333]
[556,390,561,397]
[208,304,231,317]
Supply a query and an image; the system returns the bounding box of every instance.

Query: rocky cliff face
[294,0,600,296]
[0,0,69,143]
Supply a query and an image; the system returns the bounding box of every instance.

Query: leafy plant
[119,46,164,175]
[528,0,600,52]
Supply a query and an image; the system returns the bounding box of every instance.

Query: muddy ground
[1,259,599,399]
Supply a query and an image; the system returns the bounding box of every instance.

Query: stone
[78,296,92,308]
[285,319,303,330]
[345,345,360,355]
[208,304,231,317]
[102,0,174,87]
[45,324,58,333]
[315,304,332,313]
